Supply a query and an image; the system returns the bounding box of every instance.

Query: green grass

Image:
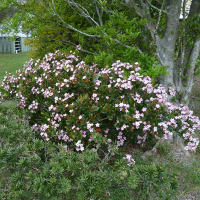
[0,53,30,80]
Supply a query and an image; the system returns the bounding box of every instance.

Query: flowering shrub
[0,51,199,151]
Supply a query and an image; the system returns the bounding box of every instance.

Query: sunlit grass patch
[0,53,30,80]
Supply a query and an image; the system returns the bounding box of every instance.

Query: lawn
[0,53,30,80]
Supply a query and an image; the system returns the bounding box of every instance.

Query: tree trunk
[182,39,200,104]
[130,0,200,104]
[155,36,175,89]
[155,0,182,100]
[147,0,200,104]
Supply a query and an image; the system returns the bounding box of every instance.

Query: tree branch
[146,0,168,14]
[50,0,99,38]
[180,0,186,66]
[50,0,143,55]
[183,0,200,72]
[127,0,156,38]
[64,0,100,27]
[61,40,98,55]
[127,0,146,18]
[96,4,103,26]
[162,0,182,48]
[185,39,200,91]
[109,36,143,54]
[154,0,165,35]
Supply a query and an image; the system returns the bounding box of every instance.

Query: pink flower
[76,44,82,50]
[142,107,147,112]
[123,154,135,166]
[151,147,157,153]
[76,140,84,151]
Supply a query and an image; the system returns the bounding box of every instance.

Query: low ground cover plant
[0,106,178,200]
[0,51,199,152]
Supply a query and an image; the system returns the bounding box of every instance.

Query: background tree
[126,0,200,104]
[0,6,15,23]
[0,0,164,78]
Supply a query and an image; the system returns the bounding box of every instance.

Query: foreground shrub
[0,51,199,151]
[0,107,178,200]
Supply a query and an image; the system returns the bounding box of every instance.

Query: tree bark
[155,0,182,89]
[178,0,200,103]
[183,39,200,104]
[129,0,200,104]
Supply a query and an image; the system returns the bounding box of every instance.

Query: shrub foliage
[0,51,199,152]
[0,106,178,200]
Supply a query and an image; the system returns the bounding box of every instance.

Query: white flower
[95,123,100,127]
[153,127,158,132]
[76,140,84,151]
[123,154,135,166]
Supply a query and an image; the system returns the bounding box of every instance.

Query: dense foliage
[0,0,164,78]
[0,51,199,152]
[0,105,179,200]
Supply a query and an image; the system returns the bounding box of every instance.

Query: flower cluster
[0,51,199,152]
[123,154,135,166]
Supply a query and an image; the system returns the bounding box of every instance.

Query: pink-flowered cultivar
[0,50,199,152]
[123,154,135,166]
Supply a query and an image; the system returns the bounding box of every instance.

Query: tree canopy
[0,0,164,77]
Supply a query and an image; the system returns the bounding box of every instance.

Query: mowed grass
[0,53,30,80]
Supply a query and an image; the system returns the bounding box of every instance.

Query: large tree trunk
[182,39,200,104]
[155,0,183,100]
[175,0,200,104]
[131,0,200,104]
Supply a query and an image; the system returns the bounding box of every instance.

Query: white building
[0,28,31,53]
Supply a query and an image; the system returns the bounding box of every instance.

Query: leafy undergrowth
[0,102,200,200]
[145,144,200,198]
